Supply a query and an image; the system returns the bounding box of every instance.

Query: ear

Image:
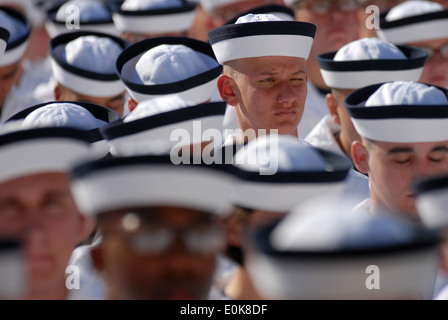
[351,140,369,174]
[326,93,341,125]
[54,84,62,101]
[217,74,239,106]
[221,214,244,248]
[128,97,138,113]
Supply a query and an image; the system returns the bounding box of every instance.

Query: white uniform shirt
[66,244,107,300]
[305,115,371,208]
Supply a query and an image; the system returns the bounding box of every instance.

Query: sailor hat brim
[116,36,223,104]
[0,7,31,67]
[45,4,117,38]
[109,0,196,34]
[378,10,448,44]
[208,20,316,64]
[318,45,427,90]
[346,82,448,143]
[231,147,351,212]
[70,155,236,217]
[101,101,227,156]
[246,221,440,300]
[49,31,128,97]
[0,127,93,184]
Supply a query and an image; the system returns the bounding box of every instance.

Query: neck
[334,131,352,161]
[224,266,264,300]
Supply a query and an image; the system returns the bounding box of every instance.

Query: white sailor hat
[0,125,92,185]
[346,81,448,143]
[0,27,10,58]
[415,175,448,230]
[378,0,448,44]
[5,101,121,156]
[101,95,227,156]
[109,0,196,35]
[207,13,316,65]
[45,0,117,38]
[318,37,427,90]
[69,154,236,217]
[231,135,351,212]
[116,36,222,104]
[245,199,441,299]
[199,0,244,12]
[224,4,296,24]
[50,31,128,98]
[0,6,31,67]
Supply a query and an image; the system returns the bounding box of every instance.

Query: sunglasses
[297,0,358,14]
[102,212,225,255]
[417,43,448,61]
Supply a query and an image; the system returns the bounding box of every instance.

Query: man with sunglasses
[378,0,448,88]
[284,0,360,138]
[69,155,235,300]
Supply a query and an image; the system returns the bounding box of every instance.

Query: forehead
[0,172,70,194]
[373,140,448,152]
[233,56,306,73]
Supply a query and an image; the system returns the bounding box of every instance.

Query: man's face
[223,56,307,137]
[363,140,448,219]
[0,62,21,108]
[410,38,448,89]
[0,172,89,297]
[294,0,359,54]
[97,207,224,300]
[56,85,126,117]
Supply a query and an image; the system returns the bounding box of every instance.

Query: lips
[274,110,296,118]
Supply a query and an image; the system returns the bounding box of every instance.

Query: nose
[277,81,299,105]
[163,236,197,278]
[22,210,46,246]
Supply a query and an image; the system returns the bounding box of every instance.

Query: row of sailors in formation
[1,0,448,300]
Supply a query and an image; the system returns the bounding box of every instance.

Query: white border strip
[108,115,224,156]
[417,190,448,229]
[71,165,235,217]
[200,0,241,12]
[246,244,438,299]
[352,118,448,143]
[320,68,423,89]
[0,39,7,57]
[112,11,195,34]
[45,21,118,38]
[50,58,125,97]
[127,77,219,104]
[232,180,346,212]
[0,40,29,67]
[378,19,448,44]
[0,138,91,184]
[212,34,313,64]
